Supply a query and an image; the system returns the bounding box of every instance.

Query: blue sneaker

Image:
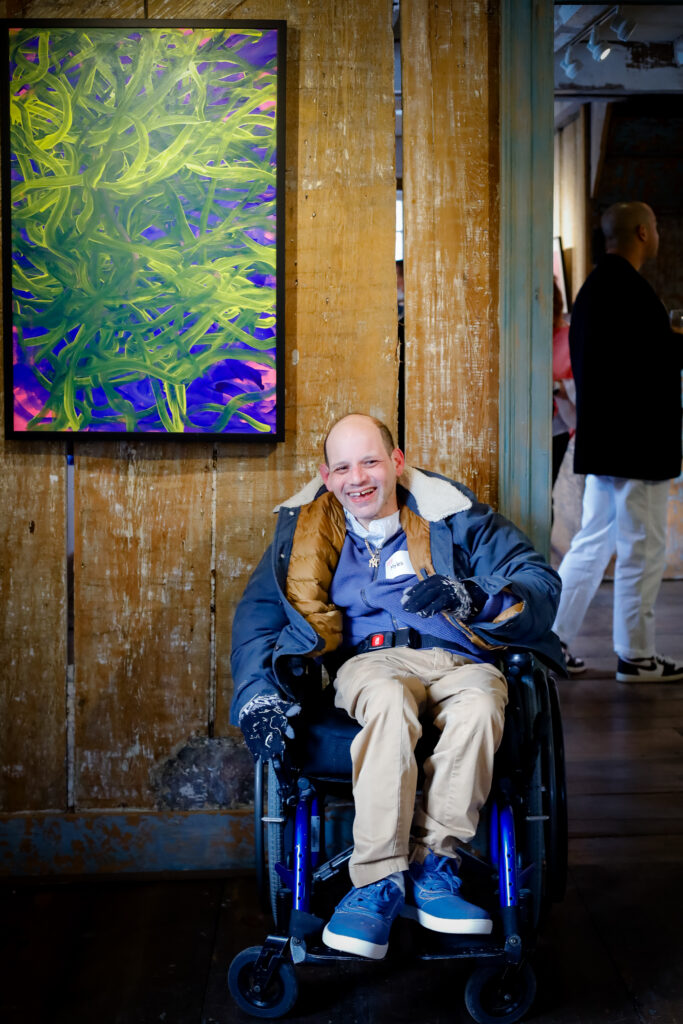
[401,852,492,934]
[322,878,404,959]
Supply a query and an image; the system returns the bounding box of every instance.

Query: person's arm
[447,500,561,647]
[230,545,290,725]
[401,495,560,650]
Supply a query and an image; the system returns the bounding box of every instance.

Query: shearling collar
[275,465,472,522]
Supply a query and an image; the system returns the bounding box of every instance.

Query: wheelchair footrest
[417,946,502,962]
[289,908,325,940]
[410,929,500,961]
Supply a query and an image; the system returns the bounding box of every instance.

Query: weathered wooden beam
[0,811,255,874]
[498,0,554,554]
[401,0,500,506]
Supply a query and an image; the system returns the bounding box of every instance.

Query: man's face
[319,416,405,528]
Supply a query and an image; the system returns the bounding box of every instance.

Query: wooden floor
[2,581,683,1024]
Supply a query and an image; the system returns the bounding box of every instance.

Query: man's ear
[392,448,406,476]
[319,464,331,489]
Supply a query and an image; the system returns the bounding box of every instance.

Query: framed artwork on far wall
[1,19,285,440]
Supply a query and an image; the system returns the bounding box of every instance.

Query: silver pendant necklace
[365,539,381,569]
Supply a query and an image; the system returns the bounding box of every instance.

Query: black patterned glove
[238,695,301,760]
[401,575,487,621]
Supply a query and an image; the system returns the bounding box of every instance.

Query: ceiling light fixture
[674,35,683,67]
[587,27,611,63]
[560,47,583,80]
[610,8,636,43]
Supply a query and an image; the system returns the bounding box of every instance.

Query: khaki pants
[333,647,508,888]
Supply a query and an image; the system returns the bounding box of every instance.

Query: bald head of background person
[601,201,660,271]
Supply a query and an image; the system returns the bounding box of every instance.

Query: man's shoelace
[419,857,463,894]
[654,655,678,670]
[343,879,399,910]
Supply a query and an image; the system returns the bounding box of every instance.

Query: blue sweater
[330,526,505,662]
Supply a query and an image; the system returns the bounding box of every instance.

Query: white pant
[553,475,669,660]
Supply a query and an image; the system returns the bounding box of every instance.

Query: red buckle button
[370,633,385,648]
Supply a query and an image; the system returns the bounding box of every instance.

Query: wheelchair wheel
[515,667,545,933]
[228,945,298,1019]
[541,673,568,904]
[464,961,537,1024]
[266,761,291,927]
[525,667,568,926]
[504,660,568,935]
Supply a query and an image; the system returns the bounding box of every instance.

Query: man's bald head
[600,202,659,268]
[323,414,395,467]
[319,414,405,528]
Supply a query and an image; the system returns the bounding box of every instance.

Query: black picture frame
[1,19,286,441]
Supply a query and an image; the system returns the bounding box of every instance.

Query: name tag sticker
[385,550,416,580]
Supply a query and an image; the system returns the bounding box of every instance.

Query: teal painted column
[498,0,554,556]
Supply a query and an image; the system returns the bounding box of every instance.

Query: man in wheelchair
[231,413,563,963]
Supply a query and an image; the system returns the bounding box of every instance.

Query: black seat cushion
[292,703,441,781]
[294,706,358,779]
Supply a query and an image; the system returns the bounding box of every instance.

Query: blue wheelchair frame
[229,651,567,1023]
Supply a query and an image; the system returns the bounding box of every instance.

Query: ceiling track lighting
[674,35,683,68]
[587,27,611,63]
[558,5,639,80]
[560,47,583,81]
[610,8,636,44]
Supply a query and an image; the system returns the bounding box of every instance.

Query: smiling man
[231,413,563,961]
[320,415,404,526]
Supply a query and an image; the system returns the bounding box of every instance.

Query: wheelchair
[228,650,567,1023]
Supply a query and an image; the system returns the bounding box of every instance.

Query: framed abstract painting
[1,20,285,440]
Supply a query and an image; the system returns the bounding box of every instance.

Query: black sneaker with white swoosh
[616,654,683,683]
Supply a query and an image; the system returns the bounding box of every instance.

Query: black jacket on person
[570,253,683,481]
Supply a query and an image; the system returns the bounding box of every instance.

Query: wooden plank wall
[74,443,215,807]
[401,0,499,506]
[0,0,505,869]
[0,0,399,856]
[0,428,67,813]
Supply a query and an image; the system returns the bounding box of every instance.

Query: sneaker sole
[399,904,493,934]
[616,670,683,683]
[322,923,388,960]
[566,664,587,676]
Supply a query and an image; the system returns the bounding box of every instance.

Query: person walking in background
[553,201,683,682]
[551,277,582,673]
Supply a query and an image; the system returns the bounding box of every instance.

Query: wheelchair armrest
[500,648,534,675]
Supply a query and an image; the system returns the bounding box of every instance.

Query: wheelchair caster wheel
[464,962,537,1023]
[228,945,298,1019]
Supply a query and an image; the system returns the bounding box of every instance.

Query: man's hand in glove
[401,575,487,622]
[238,694,301,760]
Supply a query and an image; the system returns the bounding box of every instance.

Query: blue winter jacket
[230,467,564,724]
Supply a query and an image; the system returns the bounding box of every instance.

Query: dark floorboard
[2,581,683,1024]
